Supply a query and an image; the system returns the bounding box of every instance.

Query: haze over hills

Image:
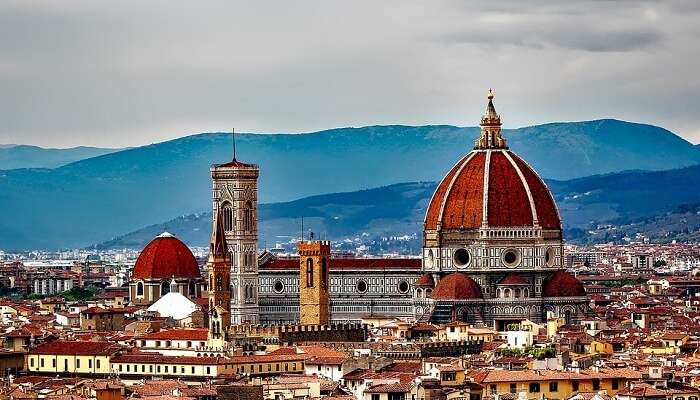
[95,164,700,251]
[0,145,122,169]
[1,119,698,250]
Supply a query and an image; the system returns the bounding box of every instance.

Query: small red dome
[425,150,560,231]
[432,273,482,300]
[542,271,586,297]
[132,233,200,280]
[415,273,435,287]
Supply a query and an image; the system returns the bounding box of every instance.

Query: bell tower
[211,131,260,324]
[298,238,330,325]
[208,209,230,345]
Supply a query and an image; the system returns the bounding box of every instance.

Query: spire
[231,128,237,161]
[474,89,508,150]
[211,208,228,258]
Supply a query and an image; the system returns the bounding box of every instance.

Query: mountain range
[1,119,698,250]
[95,164,700,250]
[0,145,121,169]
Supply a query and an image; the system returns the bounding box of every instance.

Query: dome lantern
[475,89,508,150]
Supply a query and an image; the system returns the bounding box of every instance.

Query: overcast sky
[1,0,699,147]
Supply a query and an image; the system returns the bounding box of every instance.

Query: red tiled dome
[132,233,200,280]
[425,150,560,231]
[415,273,435,287]
[432,273,482,300]
[542,270,586,297]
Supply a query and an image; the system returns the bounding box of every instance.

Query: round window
[356,280,368,293]
[273,280,284,293]
[398,280,409,293]
[453,248,471,267]
[502,249,521,267]
[545,247,556,267]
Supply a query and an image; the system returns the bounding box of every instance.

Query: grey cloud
[0,0,698,146]
[439,28,663,52]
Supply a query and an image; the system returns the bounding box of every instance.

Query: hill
[1,120,698,250]
[96,164,700,250]
[0,145,121,169]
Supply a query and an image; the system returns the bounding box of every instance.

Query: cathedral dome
[132,232,200,280]
[542,270,586,297]
[424,92,560,232]
[432,273,482,300]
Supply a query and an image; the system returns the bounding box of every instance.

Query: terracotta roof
[380,361,422,374]
[425,150,560,231]
[542,270,587,297]
[130,380,188,396]
[30,340,122,356]
[112,352,306,365]
[365,382,413,393]
[617,384,670,397]
[471,368,642,383]
[112,353,224,365]
[432,273,482,300]
[138,329,209,341]
[81,307,126,315]
[214,159,257,169]
[132,233,200,280]
[299,345,349,364]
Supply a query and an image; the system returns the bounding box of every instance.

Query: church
[128,92,589,330]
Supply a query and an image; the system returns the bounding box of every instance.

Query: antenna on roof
[232,128,237,161]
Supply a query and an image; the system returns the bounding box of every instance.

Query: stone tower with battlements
[298,240,330,325]
[211,155,260,324]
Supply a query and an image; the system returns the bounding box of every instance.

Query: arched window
[244,252,255,269]
[222,202,234,231]
[306,258,314,288]
[515,288,521,298]
[321,258,327,289]
[161,281,170,295]
[216,276,223,291]
[564,310,572,324]
[504,288,511,298]
[243,201,253,232]
[136,281,144,296]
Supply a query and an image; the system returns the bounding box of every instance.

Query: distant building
[632,253,655,270]
[128,232,204,306]
[298,240,330,325]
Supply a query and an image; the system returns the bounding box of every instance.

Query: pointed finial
[474,89,507,150]
[232,128,237,161]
